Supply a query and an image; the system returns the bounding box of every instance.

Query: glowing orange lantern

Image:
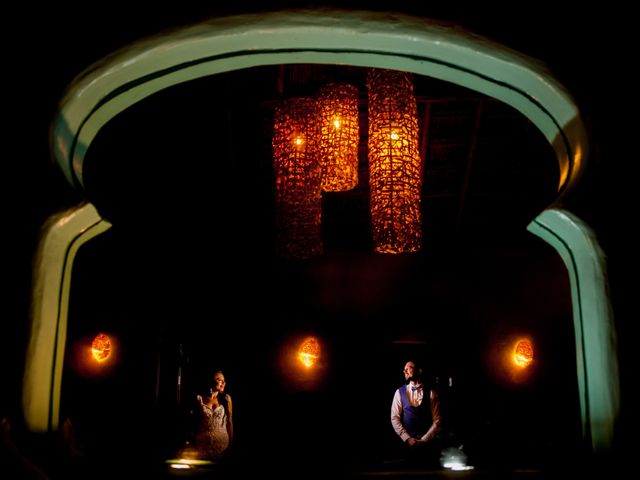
[367,69,422,254]
[317,83,359,192]
[298,337,320,368]
[91,333,112,362]
[272,97,322,259]
[513,339,533,368]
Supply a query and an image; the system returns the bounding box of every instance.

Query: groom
[390,360,442,462]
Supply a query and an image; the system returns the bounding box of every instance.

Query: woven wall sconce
[367,69,423,254]
[272,97,322,259]
[317,83,360,191]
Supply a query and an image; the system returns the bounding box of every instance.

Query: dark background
[3,1,634,476]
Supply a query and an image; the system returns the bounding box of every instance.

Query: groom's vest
[398,385,432,438]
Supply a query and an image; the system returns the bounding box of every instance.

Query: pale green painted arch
[52,9,586,196]
[22,204,111,431]
[26,9,617,454]
[528,209,619,452]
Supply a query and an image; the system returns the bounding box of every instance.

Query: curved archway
[24,9,616,454]
[52,9,585,195]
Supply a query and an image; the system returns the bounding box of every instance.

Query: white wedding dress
[195,403,230,458]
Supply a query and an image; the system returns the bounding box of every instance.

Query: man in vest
[391,360,442,462]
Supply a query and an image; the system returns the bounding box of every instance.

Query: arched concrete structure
[23,9,617,452]
[528,209,619,451]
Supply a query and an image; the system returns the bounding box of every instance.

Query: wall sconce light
[367,69,423,254]
[272,97,323,259]
[317,83,360,192]
[513,338,534,368]
[298,336,321,368]
[91,332,112,363]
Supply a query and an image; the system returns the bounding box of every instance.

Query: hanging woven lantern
[272,97,322,259]
[317,83,359,191]
[367,69,423,254]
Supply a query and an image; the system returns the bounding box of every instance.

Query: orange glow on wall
[484,333,536,387]
[513,339,534,368]
[298,337,320,368]
[91,333,112,362]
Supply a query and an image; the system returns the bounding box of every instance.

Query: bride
[195,370,233,459]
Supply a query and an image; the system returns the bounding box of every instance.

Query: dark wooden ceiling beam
[419,101,432,171]
[456,99,484,230]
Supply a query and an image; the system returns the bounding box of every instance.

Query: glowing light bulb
[294,137,304,146]
[333,118,341,129]
[390,132,399,140]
